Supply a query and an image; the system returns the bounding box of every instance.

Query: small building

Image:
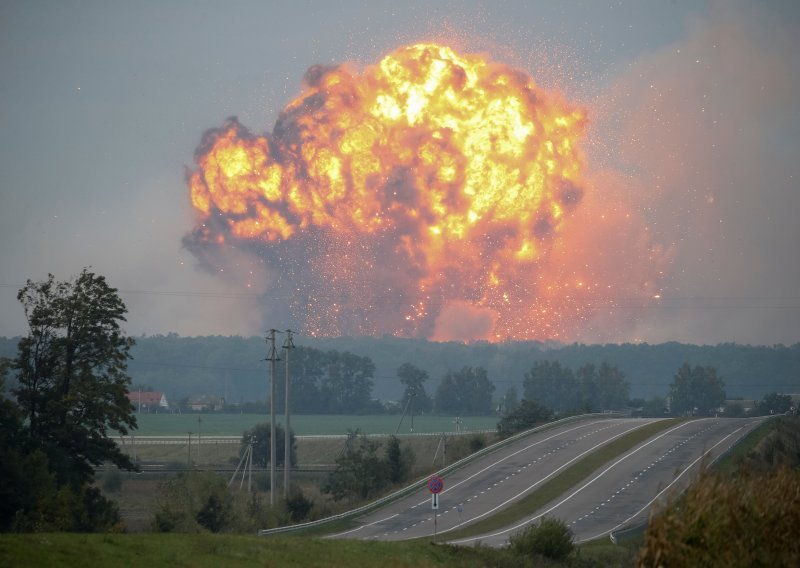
[187,394,225,412]
[127,390,169,413]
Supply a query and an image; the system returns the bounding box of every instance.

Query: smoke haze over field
[0,1,798,345]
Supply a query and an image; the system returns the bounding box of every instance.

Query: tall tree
[321,351,375,413]
[757,392,792,415]
[595,362,630,410]
[384,435,411,484]
[434,366,495,415]
[668,363,726,416]
[501,384,519,415]
[576,364,599,411]
[283,346,326,414]
[397,362,432,413]
[324,430,387,501]
[523,361,580,413]
[13,269,137,486]
[240,422,296,467]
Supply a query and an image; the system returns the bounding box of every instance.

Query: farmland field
[128,413,498,437]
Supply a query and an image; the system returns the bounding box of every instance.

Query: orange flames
[187,43,594,340]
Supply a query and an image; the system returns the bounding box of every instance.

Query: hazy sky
[1,0,798,345]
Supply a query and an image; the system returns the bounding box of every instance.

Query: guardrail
[608,415,774,545]
[114,430,496,445]
[258,412,622,536]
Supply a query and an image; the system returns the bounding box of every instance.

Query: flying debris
[185,43,621,341]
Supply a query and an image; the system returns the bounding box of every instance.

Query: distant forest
[1,335,798,408]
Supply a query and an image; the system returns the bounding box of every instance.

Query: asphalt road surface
[328,416,766,546]
[328,417,663,542]
[449,416,766,547]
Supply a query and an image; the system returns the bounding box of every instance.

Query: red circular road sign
[428,475,444,494]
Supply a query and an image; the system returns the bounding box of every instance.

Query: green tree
[595,362,630,410]
[434,366,496,415]
[668,363,725,416]
[510,517,575,561]
[757,392,792,415]
[397,363,432,414]
[385,435,412,484]
[523,361,579,413]
[269,345,326,414]
[12,269,137,486]
[153,471,234,533]
[195,493,232,533]
[285,487,313,522]
[241,422,296,468]
[324,431,387,501]
[497,399,553,435]
[576,364,599,411]
[0,366,48,531]
[322,351,375,413]
[501,384,519,415]
[642,395,668,417]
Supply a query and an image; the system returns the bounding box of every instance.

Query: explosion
[186,43,601,340]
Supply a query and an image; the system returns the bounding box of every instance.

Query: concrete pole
[267,329,280,506]
[283,329,295,499]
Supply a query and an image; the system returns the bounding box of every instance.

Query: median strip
[439,418,683,542]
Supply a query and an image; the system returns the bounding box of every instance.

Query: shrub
[195,493,232,533]
[152,471,233,533]
[509,517,574,561]
[468,434,487,453]
[497,399,553,435]
[101,468,123,493]
[285,487,313,522]
[12,485,123,533]
[639,466,800,566]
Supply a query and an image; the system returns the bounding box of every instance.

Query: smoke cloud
[590,1,800,344]
[184,43,646,341]
[181,3,799,344]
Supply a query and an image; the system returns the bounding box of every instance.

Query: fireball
[186,43,593,340]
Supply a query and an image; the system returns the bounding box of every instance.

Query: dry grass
[106,433,499,531]
[639,417,800,567]
[638,466,800,567]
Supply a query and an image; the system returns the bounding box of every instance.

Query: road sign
[428,475,444,494]
[431,493,439,510]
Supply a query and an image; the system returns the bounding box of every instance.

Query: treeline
[309,337,800,402]
[1,335,798,407]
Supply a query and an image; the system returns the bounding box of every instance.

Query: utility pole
[266,329,281,506]
[283,329,295,499]
[197,414,202,465]
[410,392,415,433]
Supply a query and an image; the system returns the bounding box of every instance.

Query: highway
[328,416,765,546]
[328,417,661,542]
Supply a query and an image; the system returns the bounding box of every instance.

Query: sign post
[428,475,444,542]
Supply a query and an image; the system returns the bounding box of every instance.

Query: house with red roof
[127,390,169,413]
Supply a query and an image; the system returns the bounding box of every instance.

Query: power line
[3,283,799,309]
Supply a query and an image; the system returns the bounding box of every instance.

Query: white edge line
[449,419,699,545]
[580,420,766,543]
[434,419,661,537]
[326,513,400,538]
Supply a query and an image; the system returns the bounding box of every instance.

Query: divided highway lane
[328,417,662,542]
[451,416,767,547]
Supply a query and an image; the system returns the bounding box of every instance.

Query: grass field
[0,532,636,567]
[128,413,499,437]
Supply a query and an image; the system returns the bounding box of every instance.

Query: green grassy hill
[0,532,634,568]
